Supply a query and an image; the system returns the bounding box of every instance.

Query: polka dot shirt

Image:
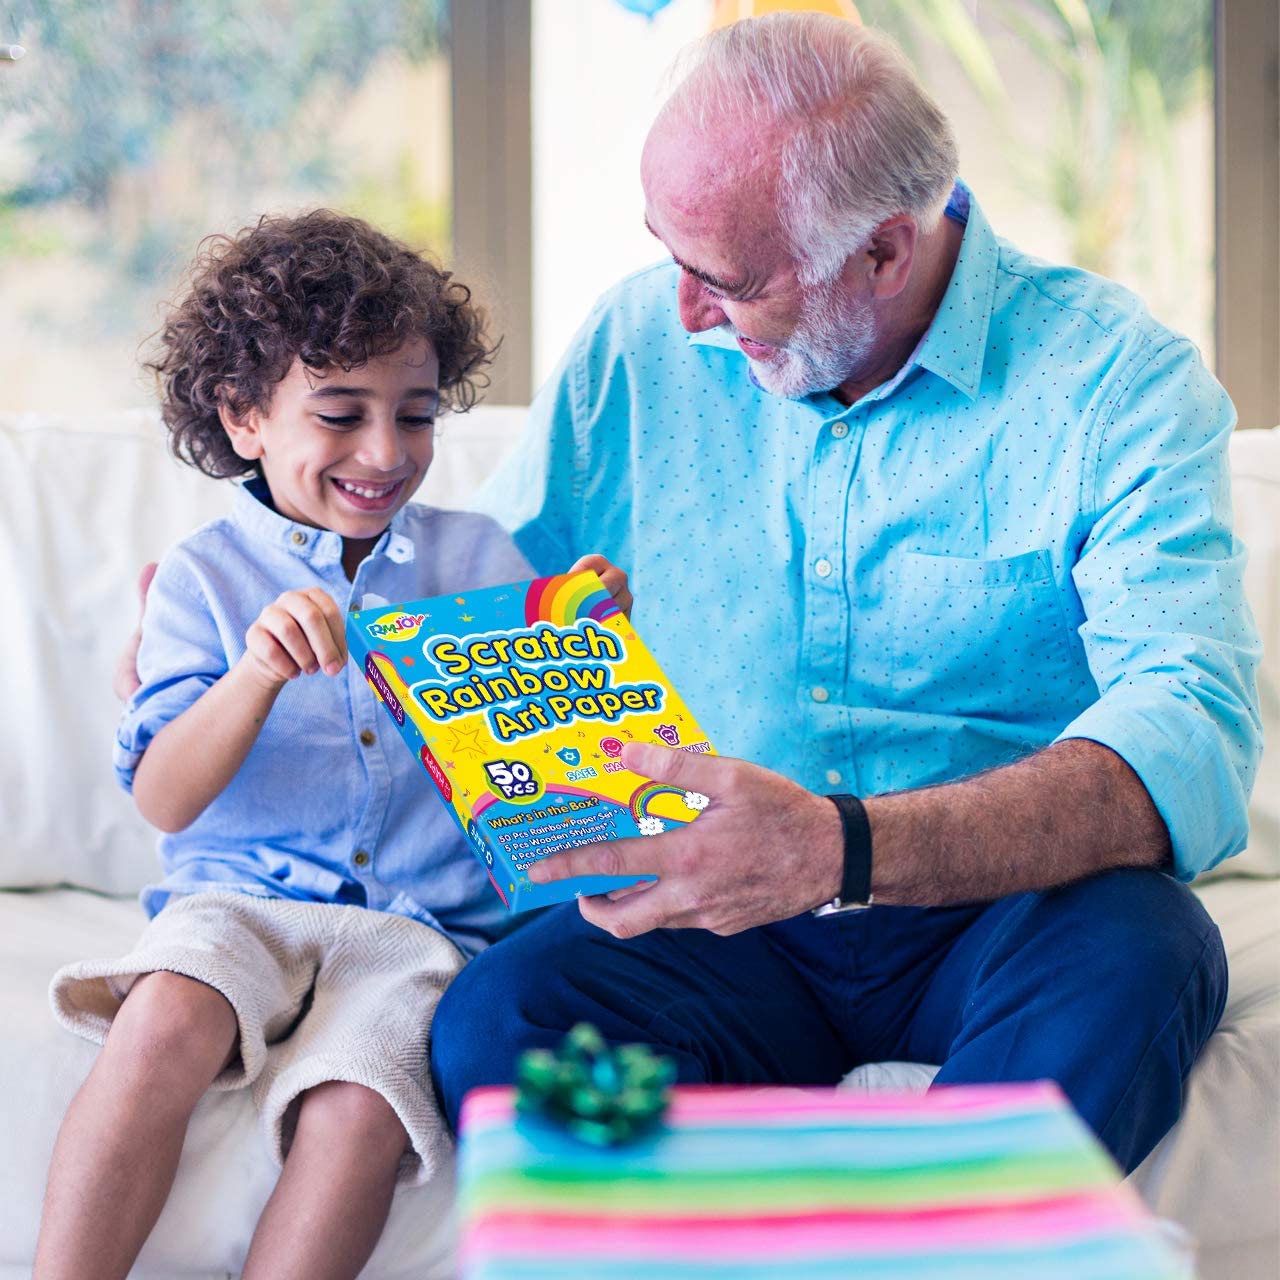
[474,184,1261,880]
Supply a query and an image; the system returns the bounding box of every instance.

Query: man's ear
[218,398,264,462]
[865,215,918,300]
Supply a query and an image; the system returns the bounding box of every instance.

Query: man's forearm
[522,739,1172,937]
[864,738,1172,907]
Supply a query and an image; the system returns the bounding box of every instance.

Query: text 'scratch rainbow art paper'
[346,571,715,911]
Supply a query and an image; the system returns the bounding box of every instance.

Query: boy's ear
[217,398,264,461]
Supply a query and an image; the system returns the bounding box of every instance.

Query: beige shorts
[49,891,467,1185]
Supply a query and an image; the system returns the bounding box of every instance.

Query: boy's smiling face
[221,339,440,574]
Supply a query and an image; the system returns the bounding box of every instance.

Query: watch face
[811,896,873,917]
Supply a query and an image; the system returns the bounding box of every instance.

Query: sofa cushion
[0,407,525,894]
[1206,426,1280,879]
[1128,877,1280,1278]
[0,412,231,895]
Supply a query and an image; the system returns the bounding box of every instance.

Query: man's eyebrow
[306,385,440,401]
[644,215,748,296]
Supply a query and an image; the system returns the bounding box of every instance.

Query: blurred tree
[0,0,448,288]
[856,0,1212,279]
[1,0,444,208]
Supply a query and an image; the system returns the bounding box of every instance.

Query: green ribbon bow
[515,1023,677,1146]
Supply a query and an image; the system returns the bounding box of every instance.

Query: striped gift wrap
[458,1082,1189,1280]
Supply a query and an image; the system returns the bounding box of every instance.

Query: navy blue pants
[431,867,1227,1173]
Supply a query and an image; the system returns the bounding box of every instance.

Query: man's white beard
[738,284,876,400]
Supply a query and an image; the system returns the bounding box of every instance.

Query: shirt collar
[906,181,995,401]
[231,476,416,568]
[685,180,996,404]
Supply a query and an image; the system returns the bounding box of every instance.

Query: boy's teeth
[339,480,395,498]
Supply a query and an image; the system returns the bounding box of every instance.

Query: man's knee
[431,904,726,1132]
[987,867,1229,1100]
[941,869,1228,1171]
[1047,869,1229,1168]
[1033,867,1226,1005]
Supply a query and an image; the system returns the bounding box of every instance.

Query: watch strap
[813,793,873,915]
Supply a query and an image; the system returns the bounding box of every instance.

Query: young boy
[35,210,629,1280]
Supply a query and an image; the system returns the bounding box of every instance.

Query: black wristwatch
[811,793,874,916]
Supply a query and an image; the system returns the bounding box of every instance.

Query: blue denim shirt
[475,184,1262,880]
[116,478,534,955]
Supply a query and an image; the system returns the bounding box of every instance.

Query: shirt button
[826,769,843,786]
[359,729,376,747]
[811,686,830,703]
[831,421,850,439]
[814,557,833,578]
[290,530,307,546]
[353,849,370,867]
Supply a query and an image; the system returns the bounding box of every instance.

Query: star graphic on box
[445,724,487,758]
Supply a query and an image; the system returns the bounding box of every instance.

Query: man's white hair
[664,14,958,285]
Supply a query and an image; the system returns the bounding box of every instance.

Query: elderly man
[429,13,1260,1173]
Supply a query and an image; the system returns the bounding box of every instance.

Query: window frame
[1215,0,1280,429]
[450,0,533,405]
[460,1,1279,423]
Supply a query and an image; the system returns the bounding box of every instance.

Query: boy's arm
[132,586,346,832]
[132,659,285,832]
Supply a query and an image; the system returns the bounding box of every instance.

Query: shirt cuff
[1054,684,1251,881]
[114,675,215,793]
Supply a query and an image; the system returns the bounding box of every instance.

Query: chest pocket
[888,548,1085,719]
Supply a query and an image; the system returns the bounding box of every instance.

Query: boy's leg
[241,1082,410,1280]
[34,971,238,1280]
[431,902,853,1133]
[241,904,468,1278]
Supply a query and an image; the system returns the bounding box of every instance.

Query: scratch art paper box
[346,571,715,912]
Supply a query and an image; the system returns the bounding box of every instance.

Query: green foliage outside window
[0,1,449,292]
[858,0,1213,283]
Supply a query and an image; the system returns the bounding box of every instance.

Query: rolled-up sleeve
[113,559,227,792]
[1057,338,1263,879]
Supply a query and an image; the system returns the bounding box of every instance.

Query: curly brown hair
[145,209,496,479]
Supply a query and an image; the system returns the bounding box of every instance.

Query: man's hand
[568,553,633,619]
[113,562,157,701]
[527,742,844,938]
[242,587,347,690]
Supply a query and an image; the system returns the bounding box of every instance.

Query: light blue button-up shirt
[475,185,1262,880]
[116,479,533,955]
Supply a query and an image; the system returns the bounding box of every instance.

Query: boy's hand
[243,588,347,689]
[569,553,633,619]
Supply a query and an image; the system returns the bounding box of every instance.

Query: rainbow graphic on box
[347,571,716,912]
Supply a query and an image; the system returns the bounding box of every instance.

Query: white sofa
[1,407,1277,1279]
